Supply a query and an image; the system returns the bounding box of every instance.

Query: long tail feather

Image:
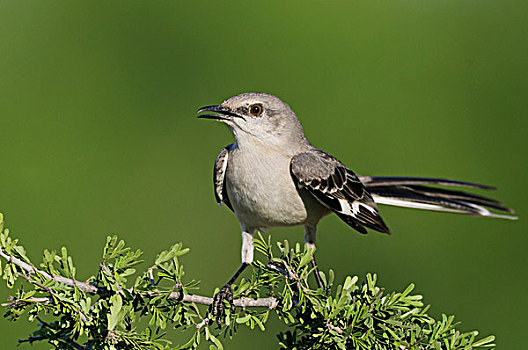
[359,176,495,189]
[360,176,517,220]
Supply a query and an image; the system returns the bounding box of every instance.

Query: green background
[1,1,526,348]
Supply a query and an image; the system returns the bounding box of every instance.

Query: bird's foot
[212,284,234,324]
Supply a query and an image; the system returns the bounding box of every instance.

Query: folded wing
[213,145,234,212]
[291,150,390,234]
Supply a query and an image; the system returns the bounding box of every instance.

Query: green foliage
[0,213,495,349]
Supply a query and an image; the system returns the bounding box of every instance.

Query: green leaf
[472,335,496,347]
[174,247,190,257]
[299,247,315,268]
[0,227,499,350]
[252,315,266,331]
[342,275,358,291]
[107,294,123,331]
[401,283,415,297]
[120,268,136,277]
[236,314,251,324]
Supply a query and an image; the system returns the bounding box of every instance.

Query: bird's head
[197,93,306,147]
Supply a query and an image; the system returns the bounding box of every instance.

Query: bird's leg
[311,256,323,288]
[212,228,254,322]
[304,225,323,288]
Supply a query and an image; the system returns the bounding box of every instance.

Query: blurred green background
[0,0,526,348]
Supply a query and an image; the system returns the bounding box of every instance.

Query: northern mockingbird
[197,92,515,315]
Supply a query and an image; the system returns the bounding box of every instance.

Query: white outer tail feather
[371,195,518,220]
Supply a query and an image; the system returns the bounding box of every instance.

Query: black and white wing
[290,150,390,234]
[213,145,233,212]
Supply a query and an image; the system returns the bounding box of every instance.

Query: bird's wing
[213,145,233,212]
[290,150,390,234]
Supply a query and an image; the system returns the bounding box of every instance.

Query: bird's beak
[196,105,245,121]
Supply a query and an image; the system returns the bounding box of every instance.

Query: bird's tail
[359,176,517,220]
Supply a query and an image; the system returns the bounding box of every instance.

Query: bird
[196,92,516,316]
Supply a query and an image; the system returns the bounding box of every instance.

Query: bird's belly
[225,155,311,228]
[227,175,308,228]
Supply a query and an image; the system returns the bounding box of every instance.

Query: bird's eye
[249,104,263,116]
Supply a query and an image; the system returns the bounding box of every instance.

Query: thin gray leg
[212,227,255,321]
[304,225,323,288]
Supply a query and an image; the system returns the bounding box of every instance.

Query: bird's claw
[212,284,234,324]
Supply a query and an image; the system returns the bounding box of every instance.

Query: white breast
[225,146,310,229]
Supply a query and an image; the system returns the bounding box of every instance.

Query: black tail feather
[359,176,495,190]
[406,185,514,213]
[361,176,516,219]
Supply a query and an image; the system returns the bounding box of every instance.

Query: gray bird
[197,92,515,315]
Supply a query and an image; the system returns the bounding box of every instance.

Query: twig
[17,273,91,323]
[0,247,279,309]
[19,273,54,295]
[0,247,97,294]
[1,296,49,307]
[326,322,343,334]
[196,317,209,329]
[19,333,84,349]
[31,317,86,350]
[36,316,52,328]
[100,260,125,296]
[18,335,46,345]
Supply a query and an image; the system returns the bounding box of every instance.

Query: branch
[100,260,125,296]
[0,215,497,350]
[0,247,278,309]
[0,247,97,294]
[1,296,49,307]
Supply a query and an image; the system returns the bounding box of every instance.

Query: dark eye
[249,104,263,116]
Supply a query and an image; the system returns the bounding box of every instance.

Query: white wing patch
[338,199,353,215]
[338,199,378,216]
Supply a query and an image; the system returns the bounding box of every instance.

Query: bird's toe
[212,284,234,324]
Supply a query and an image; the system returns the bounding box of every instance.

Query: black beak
[197,105,245,121]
